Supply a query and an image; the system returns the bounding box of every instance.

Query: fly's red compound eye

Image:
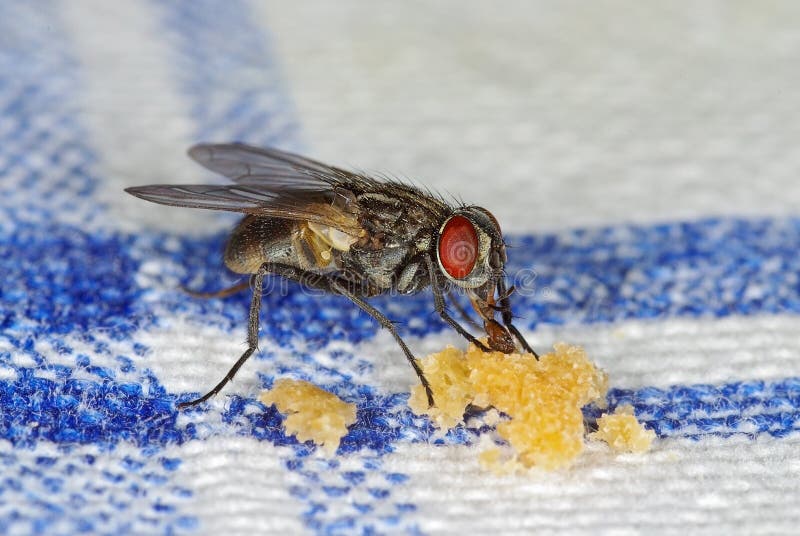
[438,215,478,279]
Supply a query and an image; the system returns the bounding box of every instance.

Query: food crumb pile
[260,344,654,469]
[590,404,656,454]
[408,342,654,472]
[260,379,357,455]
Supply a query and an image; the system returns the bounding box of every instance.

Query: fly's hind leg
[181,279,250,299]
[178,263,335,409]
[178,263,314,409]
[178,262,434,409]
[177,266,269,409]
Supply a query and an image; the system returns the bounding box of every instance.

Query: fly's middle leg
[262,263,436,407]
[327,279,435,407]
[445,286,482,331]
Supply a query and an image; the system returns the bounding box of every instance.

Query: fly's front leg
[424,254,490,352]
[505,318,537,358]
[177,265,268,409]
[496,278,539,358]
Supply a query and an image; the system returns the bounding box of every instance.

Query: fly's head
[435,207,517,353]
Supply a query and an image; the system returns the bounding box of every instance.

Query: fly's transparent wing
[127,143,381,235]
[188,143,351,187]
[125,183,362,234]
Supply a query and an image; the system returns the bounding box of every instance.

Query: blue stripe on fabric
[592,378,800,439]
[507,218,800,328]
[162,217,800,347]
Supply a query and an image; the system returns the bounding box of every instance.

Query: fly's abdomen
[224,216,298,274]
[224,215,353,274]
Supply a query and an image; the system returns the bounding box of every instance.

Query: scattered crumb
[590,404,655,453]
[260,379,357,455]
[478,446,520,476]
[410,342,652,472]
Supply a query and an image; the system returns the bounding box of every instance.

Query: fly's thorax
[355,185,445,249]
[341,242,414,291]
[338,186,444,293]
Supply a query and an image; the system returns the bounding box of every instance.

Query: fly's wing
[125,143,372,236]
[187,143,352,187]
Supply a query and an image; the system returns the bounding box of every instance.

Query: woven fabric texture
[2,1,800,534]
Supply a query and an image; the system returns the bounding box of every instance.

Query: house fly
[126,144,538,409]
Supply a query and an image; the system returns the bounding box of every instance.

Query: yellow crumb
[590,404,655,453]
[260,379,357,455]
[410,342,625,471]
[408,345,473,430]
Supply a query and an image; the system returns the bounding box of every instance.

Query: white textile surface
[2,1,800,534]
